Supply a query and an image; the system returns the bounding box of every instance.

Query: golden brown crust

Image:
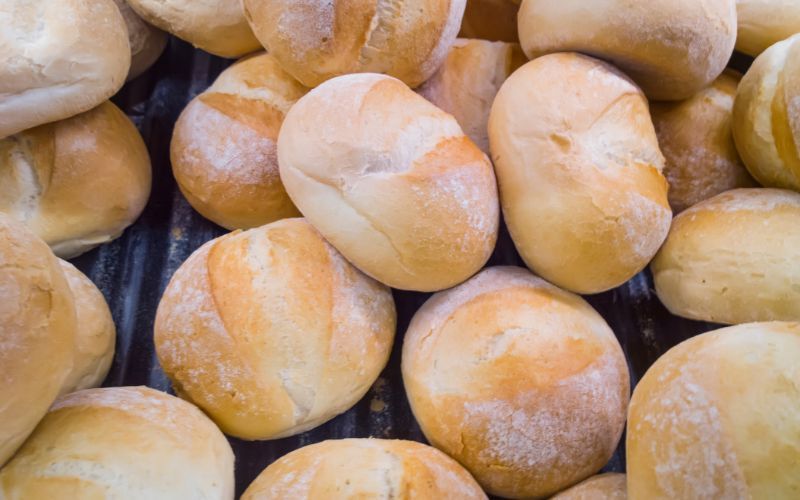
[736,0,800,57]
[551,473,627,499]
[459,0,520,42]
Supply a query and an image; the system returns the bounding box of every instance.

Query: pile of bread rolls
[1,0,799,498]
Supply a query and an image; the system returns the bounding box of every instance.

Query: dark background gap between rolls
[71,38,752,497]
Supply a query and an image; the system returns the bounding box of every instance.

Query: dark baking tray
[69,39,751,497]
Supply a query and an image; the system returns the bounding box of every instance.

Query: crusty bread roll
[279,74,499,292]
[0,0,131,138]
[127,0,260,58]
[651,188,800,324]
[0,215,76,466]
[517,0,737,100]
[651,70,757,213]
[627,322,800,499]
[171,53,305,230]
[737,0,800,57]
[459,0,520,42]
[0,386,235,498]
[155,218,396,440]
[242,0,466,88]
[0,101,152,258]
[112,0,167,80]
[488,53,671,294]
[418,38,526,153]
[732,34,800,190]
[57,260,115,395]
[551,473,627,500]
[242,439,487,499]
[402,267,630,498]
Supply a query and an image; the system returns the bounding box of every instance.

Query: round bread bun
[127,0,260,58]
[57,260,116,395]
[0,0,131,138]
[737,0,800,57]
[627,322,800,499]
[171,53,305,230]
[418,38,526,153]
[402,266,630,498]
[488,53,671,294]
[0,214,76,466]
[278,73,499,292]
[651,188,800,324]
[242,0,466,88]
[112,0,167,80]
[551,473,627,500]
[0,386,235,498]
[732,34,800,190]
[155,218,396,440]
[651,70,757,213]
[242,439,487,499]
[517,0,737,101]
[0,101,152,258]
[459,0,520,42]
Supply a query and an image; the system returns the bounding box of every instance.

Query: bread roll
[402,266,630,498]
[459,0,520,42]
[127,0,260,58]
[517,0,737,101]
[551,473,627,500]
[0,215,76,466]
[279,74,499,292]
[651,188,800,324]
[171,53,305,230]
[155,218,396,440]
[0,386,235,498]
[57,260,115,395]
[113,0,167,80]
[627,322,800,499]
[0,0,131,138]
[732,34,800,190]
[488,53,671,294]
[242,439,487,499]
[737,0,800,57]
[418,38,526,153]
[242,0,466,88]
[0,101,152,258]
[651,70,757,213]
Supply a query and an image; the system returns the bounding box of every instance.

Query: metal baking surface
[70,40,748,496]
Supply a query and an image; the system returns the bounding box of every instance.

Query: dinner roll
[171,53,305,230]
[0,0,130,138]
[57,260,115,395]
[459,0,520,42]
[402,267,629,498]
[517,0,737,100]
[651,70,757,213]
[112,0,167,80]
[155,218,396,440]
[488,53,671,294]
[651,188,800,324]
[732,34,800,190]
[551,473,627,500]
[0,101,152,258]
[127,0,260,58]
[242,0,466,88]
[627,322,800,499]
[0,386,235,498]
[242,439,487,499]
[0,215,76,466]
[418,38,526,153]
[737,0,800,57]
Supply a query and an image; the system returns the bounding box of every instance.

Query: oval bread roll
[155,218,396,440]
[489,53,671,294]
[459,0,520,42]
[0,387,235,498]
[402,267,630,498]
[736,0,800,57]
[0,101,152,258]
[279,73,499,292]
[0,0,131,138]
[551,473,627,500]
[517,0,737,100]
[112,0,167,80]
[0,215,76,466]
[627,322,800,499]
[242,0,466,88]
[242,439,487,499]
